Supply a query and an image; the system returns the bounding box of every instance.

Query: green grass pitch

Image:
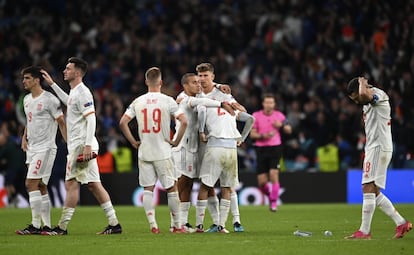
[1,204,413,255]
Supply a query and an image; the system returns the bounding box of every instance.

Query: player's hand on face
[40,70,54,86]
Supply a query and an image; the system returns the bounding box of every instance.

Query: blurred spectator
[1,0,414,171]
[0,121,28,206]
[97,141,115,174]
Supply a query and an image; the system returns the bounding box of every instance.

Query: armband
[371,94,379,104]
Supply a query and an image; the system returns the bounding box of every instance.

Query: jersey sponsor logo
[83,102,93,107]
[37,103,43,111]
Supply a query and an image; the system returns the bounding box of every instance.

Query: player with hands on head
[345,77,412,239]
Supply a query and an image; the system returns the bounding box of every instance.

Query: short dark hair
[181,73,196,85]
[347,77,359,96]
[68,57,88,75]
[196,63,214,73]
[262,93,275,102]
[21,66,44,82]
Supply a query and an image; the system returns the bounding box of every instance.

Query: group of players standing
[15,58,285,235]
[119,63,255,234]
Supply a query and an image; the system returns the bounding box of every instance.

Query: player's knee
[362,182,377,193]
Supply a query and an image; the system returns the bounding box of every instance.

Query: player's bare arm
[221,101,235,116]
[231,102,247,112]
[56,115,67,143]
[357,77,374,104]
[169,113,188,147]
[40,69,54,86]
[119,114,140,149]
[21,127,28,151]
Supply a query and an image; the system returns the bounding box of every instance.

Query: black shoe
[195,224,204,233]
[233,222,245,232]
[41,226,67,235]
[15,224,41,235]
[97,224,122,234]
[42,226,53,232]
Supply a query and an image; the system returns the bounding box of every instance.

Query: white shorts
[199,147,239,188]
[66,148,100,185]
[138,158,176,189]
[362,146,392,189]
[172,148,199,179]
[26,148,57,185]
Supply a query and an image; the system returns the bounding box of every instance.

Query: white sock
[143,190,157,229]
[29,191,42,229]
[376,193,405,226]
[58,207,75,230]
[170,212,174,228]
[219,199,231,228]
[359,193,376,234]
[168,192,180,228]
[207,196,220,225]
[41,194,51,227]
[230,191,241,224]
[181,201,191,226]
[101,201,119,226]
[196,200,207,227]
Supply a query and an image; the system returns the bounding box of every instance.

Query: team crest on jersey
[37,103,43,111]
[84,101,93,107]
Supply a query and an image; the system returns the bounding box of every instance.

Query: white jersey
[201,87,241,140]
[66,82,99,152]
[23,91,63,152]
[201,87,237,104]
[124,92,184,161]
[173,91,220,152]
[204,106,241,140]
[362,87,393,151]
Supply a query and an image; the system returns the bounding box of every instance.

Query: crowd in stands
[1,0,414,177]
